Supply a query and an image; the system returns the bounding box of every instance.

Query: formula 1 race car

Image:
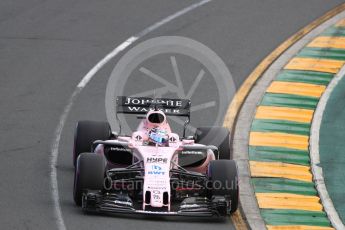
[73,96,238,217]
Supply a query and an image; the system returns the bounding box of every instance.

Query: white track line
[310,65,345,230]
[49,1,212,230]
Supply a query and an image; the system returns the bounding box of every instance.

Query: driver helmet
[148,127,168,145]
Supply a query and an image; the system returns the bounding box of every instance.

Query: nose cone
[150,193,164,207]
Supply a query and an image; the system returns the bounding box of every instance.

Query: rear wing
[116,96,191,117]
[116,96,191,137]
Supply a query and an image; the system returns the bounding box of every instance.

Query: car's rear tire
[208,160,239,214]
[73,120,111,167]
[73,153,105,206]
[194,126,231,159]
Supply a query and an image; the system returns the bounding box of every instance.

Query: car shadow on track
[84,212,229,223]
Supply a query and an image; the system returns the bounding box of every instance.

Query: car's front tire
[73,153,105,206]
[207,160,239,214]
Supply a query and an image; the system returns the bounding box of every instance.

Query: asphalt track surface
[0,1,344,229]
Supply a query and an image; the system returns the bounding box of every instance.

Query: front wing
[82,190,230,217]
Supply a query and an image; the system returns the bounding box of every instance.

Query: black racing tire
[73,120,111,167]
[73,153,105,206]
[194,126,231,159]
[208,160,239,213]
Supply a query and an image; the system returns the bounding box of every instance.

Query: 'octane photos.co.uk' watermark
[103,177,238,192]
[105,36,235,145]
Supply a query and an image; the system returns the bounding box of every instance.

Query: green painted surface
[261,209,332,227]
[252,178,317,195]
[319,73,345,223]
[260,93,319,109]
[298,47,345,61]
[322,26,345,36]
[249,146,310,165]
[276,70,333,85]
[250,24,345,229]
[251,119,310,136]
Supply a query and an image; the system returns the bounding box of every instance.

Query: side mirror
[111,132,118,139]
[186,136,194,140]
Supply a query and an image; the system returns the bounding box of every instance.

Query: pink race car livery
[73,96,238,217]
